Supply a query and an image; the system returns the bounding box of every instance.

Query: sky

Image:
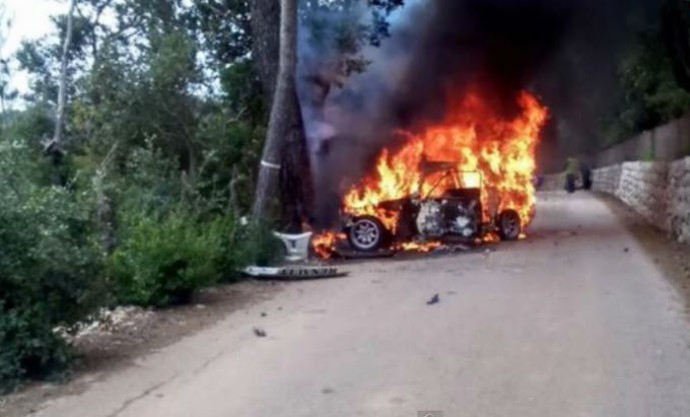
[1,0,418,106]
[1,0,68,98]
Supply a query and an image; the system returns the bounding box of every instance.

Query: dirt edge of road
[0,280,283,417]
[598,193,690,317]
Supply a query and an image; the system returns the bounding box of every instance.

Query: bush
[0,143,104,392]
[221,221,285,281]
[105,141,284,305]
[109,211,230,307]
[109,207,285,307]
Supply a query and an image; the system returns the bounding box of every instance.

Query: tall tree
[249,0,404,225]
[250,0,311,229]
[49,0,78,158]
[251,0,300,221]
[0,8,15,125]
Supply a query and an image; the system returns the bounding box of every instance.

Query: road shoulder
[597,193,690,318]
[0,280,283,417]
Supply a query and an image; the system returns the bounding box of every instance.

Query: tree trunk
[279,89,312,232]
[251,0,313,228]
[251,0,299,220]
[250,0,280,101]
[52,0,77,152]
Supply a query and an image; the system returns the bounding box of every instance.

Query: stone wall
[591,165,621,195]
[668,157,690,242]
[591,157,690,243]
[616,162,668,227]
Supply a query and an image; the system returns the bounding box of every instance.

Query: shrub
[109,207,285,307]
[109,210,229,307]
[220,221,285,281]
[0,143,104,392]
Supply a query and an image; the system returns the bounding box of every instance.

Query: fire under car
[343,163,524,252]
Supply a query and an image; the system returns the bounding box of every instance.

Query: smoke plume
[298,0,659,225]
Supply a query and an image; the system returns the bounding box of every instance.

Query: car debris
[243,266,348,280]
[427,294,440,305]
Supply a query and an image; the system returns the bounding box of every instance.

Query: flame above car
[312,88,549,258]
[343,89,548,227]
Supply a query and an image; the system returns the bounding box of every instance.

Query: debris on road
[253,327,267,338]
[337,248,396,259]
[261,312,267,317]
[432,243,472,254]
[243,266,348,280]
[427,294,440,305]
[56,306,154,342]
[624,247,630,253]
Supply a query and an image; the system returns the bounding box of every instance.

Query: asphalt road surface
[32,192,690,417]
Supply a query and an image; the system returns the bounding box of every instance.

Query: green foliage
[109,210,229,307]
[0,144,104,392]
[0,0,401,390]
[604,27,690,145]
[104,141,280,307]
[219,61,266,123]
[226,222,285,272]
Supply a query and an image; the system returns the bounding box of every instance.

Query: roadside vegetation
[602,3,690,146]
[0,0,276,393]
[0,0,403,393]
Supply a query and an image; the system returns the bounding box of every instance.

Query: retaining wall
[591,157,690,243]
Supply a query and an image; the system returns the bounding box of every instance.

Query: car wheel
[498,209,521,241]
[348,216,389,252]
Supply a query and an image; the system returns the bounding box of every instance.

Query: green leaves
[0,145,104,393]
[605,26,690,144]
[109,210,227,307]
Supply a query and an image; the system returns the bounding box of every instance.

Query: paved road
[33,193,690,417]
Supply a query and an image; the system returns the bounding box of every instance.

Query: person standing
[564,158,579,193]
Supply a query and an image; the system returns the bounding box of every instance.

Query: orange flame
[397,241,443,253]
[343,90,548,227]
[311,232,345,259]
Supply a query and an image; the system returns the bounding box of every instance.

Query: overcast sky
[2,0,67,98]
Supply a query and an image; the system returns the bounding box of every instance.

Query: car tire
[498,209,521,241]
[348,216,389,252]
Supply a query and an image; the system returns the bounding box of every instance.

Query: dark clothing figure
[581,164,592,190]
[564,158,579,194]
[565,173,577,193]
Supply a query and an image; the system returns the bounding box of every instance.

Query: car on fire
[343,162,523,252]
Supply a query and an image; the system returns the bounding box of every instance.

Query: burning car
[311,90,548,259]
[343,162,521,252]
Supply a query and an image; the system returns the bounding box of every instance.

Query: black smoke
[299,0,660,225]
[387,0,576,127]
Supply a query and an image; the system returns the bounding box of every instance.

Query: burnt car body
[344,165,522,252]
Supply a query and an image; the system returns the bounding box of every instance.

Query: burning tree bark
[251,0,312,228]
